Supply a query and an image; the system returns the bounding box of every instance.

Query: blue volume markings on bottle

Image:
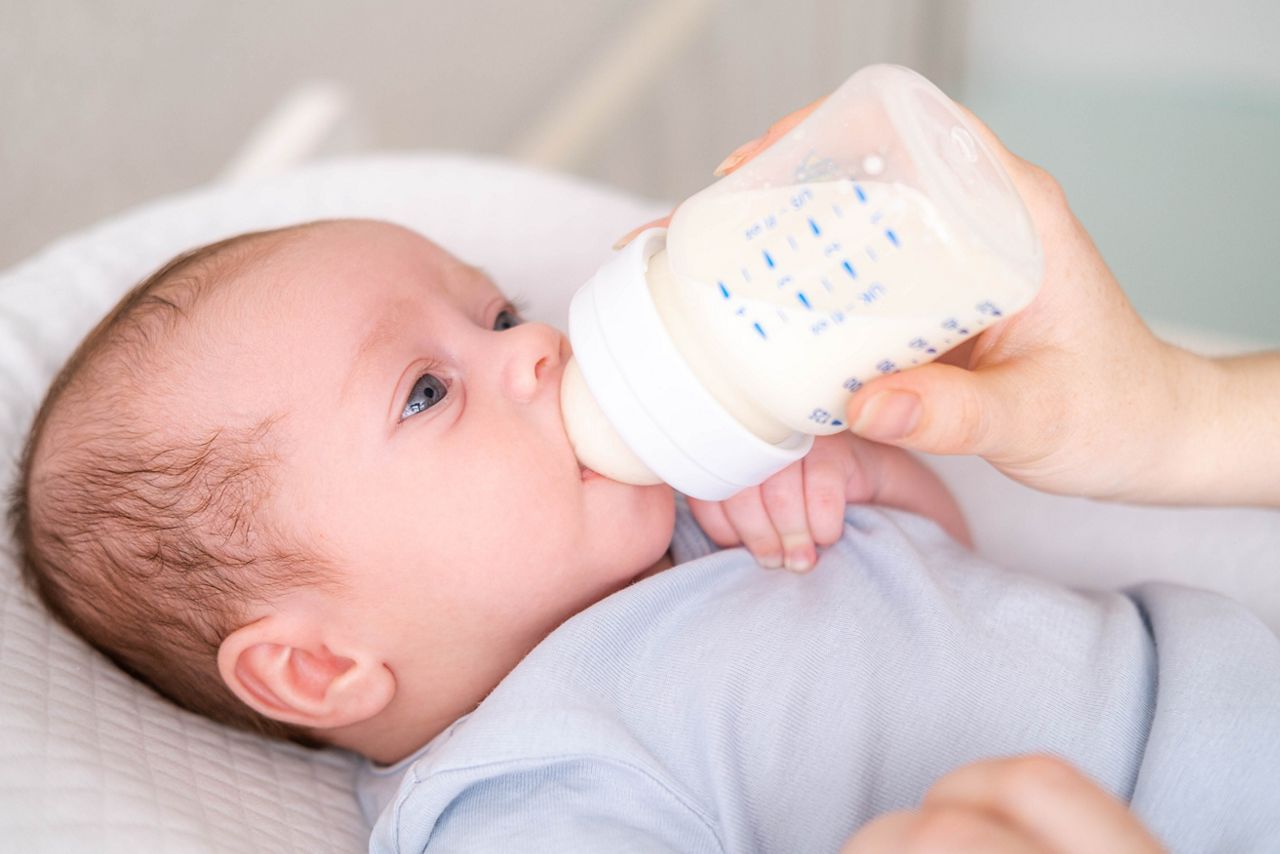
[808,217,821,236]
[885,229,899,247]
[753,322,766,339]
[797,291,811,309]
[718,281,730,298]
[842,259,857,278]
[831,419,843,427]
[854,184,867,203]
[763,250,775,268]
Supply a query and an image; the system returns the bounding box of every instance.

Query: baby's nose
[502,323,565,404]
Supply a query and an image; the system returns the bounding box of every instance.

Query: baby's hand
[687,435,851,572]
[687,433,970,572]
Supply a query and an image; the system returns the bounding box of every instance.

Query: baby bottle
[561,64,1043,500]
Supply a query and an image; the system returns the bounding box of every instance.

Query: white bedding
[2,154,1277,853]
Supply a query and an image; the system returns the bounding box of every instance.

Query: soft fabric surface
[362,502,1280,854]
[2,154,1277,853]
[0,154,663,854]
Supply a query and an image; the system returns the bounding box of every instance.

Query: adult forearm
[1163,346,1280,507]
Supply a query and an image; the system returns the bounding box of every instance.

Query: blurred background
[2,0,1277,344]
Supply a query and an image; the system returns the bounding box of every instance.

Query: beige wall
[4,0,1276,342]
[0,0,949,270]
[0,0,630,266]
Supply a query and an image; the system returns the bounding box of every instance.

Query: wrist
[1143,343,1279,506]
[1150,343,1220,503]
[1202,350,1280,506]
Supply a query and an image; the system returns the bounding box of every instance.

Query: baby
[11,219,1279,852]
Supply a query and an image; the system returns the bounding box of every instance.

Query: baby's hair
[7,224,339,748]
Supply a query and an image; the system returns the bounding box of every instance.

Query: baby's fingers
[720,487,785,569]
[758,461,817,572]
[800,446,849,548]
[686,497,741,549]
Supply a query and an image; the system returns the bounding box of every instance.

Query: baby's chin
[590,479,676,561]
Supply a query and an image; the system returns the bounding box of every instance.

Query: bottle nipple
[561,357,662,485]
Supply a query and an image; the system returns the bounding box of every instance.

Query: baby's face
[197,220,675,729]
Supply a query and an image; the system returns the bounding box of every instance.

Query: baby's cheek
[639,485,679,550]
[597,483,676,564]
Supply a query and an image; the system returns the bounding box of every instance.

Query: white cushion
[0,154,663,853]
[2,153,1277,853]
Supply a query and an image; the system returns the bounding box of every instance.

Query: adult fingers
[615,96,827,248]
[951,100,1074,232]
[840,807,1044,854]
[758,460,816,572]
[613,212,673,250]
[713,96,827,176]
[924,755,1165,854]
[845,361,1025,459]
[950,100,1043,194]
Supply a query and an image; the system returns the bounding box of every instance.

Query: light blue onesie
[357,501,1280,853]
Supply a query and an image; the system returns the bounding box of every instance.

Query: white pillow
[2,153,1277,853]
[0,153,664,854]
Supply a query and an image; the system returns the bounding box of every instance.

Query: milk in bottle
[561,64,1043,500]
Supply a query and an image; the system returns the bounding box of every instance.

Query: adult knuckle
[902,807,996,853]
[1024,161,1068,207]
[995,754,1079,804]
[937,382,990,454]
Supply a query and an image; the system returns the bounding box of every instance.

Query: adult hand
[622,92,1280,506]
[840,755,1165,853]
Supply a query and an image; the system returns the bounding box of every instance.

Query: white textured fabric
[0,154,664,854]
[1,153,1277,853]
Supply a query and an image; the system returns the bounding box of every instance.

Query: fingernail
[758,554,783,569]
[851,391,921,441]
[780,534,814,572]
[713,138,761,176]
[784,551,812,572]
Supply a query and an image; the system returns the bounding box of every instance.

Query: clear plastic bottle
[561,64,1043,500]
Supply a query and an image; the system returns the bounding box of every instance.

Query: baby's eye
[401,373,447,419]
[399,306,520,421]
[493,306,524,331]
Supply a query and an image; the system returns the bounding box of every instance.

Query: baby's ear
[217,614,395,730]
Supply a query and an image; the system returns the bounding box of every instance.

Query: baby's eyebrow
[341,313,401,401]
[356,314,397,364]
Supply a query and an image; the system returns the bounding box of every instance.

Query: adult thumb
[845,363,1008,457]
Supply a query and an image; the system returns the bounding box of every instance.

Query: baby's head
[9,219,675,762]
